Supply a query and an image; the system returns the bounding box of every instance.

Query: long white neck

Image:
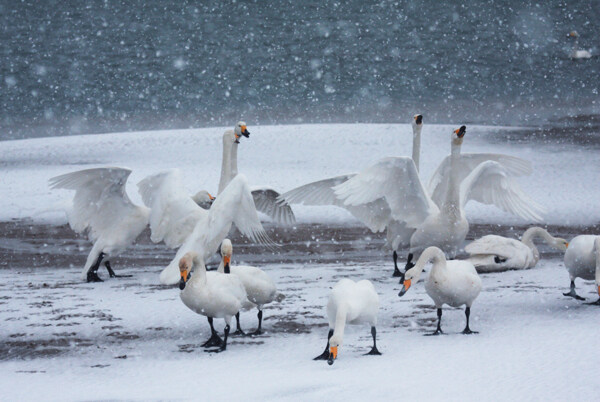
[230,141,239,178]
[442,139,463,220]
[413,247,447,281]
[412,124,422,172]
[190,256,207,285]
[218,132,234,194]
[521,227,555,263]
[595,237,600,286]
[332,304,348,340]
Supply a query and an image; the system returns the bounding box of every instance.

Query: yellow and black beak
[327,346,338,365]
[223,255,231,274]
[179,269,189,290]
[208,193,216,205]
[454,125,466,138]
[398,279,412,297]
[241,125,250,138]
[415,115,423,125]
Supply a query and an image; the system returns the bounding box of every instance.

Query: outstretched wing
[49,167,140,242]
[334,157,437,229]
[137,169,206,248]
[429,153,532,208]
[207,174,276,249]
[460,161,545,221]
[251,187,296,225]
[278,174,392,232]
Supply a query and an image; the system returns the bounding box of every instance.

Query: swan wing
[208,175,275,247]
[429,153,533,208]
[460,161,545,221]
[465,235,527,260]
[49,167,141,242]
[137,169,205,248]
[251,187,296,225]
[334,157,437,229]
[279,175,356,206]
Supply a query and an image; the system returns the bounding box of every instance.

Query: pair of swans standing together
[49,122,294,284]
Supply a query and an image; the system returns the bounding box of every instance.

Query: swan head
[412,114,423,126]
[552,237,569,252]
[327,334,342,365]
[452,125,466,146]
[178,252,195,290]
[221,239,233,273]
[191,190,215,208]
[234,121,250,143]
[398,266,423,297]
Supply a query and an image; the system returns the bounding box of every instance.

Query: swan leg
[86,252,105,282]
[248,310,263,336]
[425,308,444,336]
[364,326,382,355]
[206,325,230,353]
[392,251,401,277]
[563,281,585,301]
[104,261,132,278]
[232,312,246,336]
[462,307,478,334]
[202,317,224,348]
[314,329,334,360]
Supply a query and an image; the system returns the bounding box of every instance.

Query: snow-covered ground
[0,256,598,401]
[0,123,598,225]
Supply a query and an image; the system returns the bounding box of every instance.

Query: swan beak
[415,115,423,125]
[454,126,466,138]
[565,242,569,248]
[223,255,231,274]
[398,279,412,297]
[208,193,215,205]
[328,346,337,365]
[241,125,250,138]
[179,269,188,290]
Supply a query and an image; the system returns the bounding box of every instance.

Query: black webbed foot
[462,328,479,335]
[563,290,585,301]
[425,329,444,336]
[201,334,223,348]
[86,272,103,282]
[231,329,247,337]
[364,347,382,356]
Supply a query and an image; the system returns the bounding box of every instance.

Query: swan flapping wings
[49,167,145,242]
[251,187,296,226]
[428,153,532,208]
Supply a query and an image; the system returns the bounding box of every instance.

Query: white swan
[563,235,600,304]
[465,227,568,272]
[49,167,150,282]
[218,239,279,335]
[178,251,248,352]
[139,170,275,285]
[334,126,543,280]
[567,31,592,60]
[398,246,482,335]
[216,122,295,225]
[280,117,536,277]
[314,278,381,365]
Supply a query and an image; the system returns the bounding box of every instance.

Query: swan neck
[190,257,207,284]
[595,238,600,285]
[230,141,239,177]
[332,305,348,340]
[216,259,225,273]
[412,125,422,172]
[521,227,554,260]
[442,143,462,219]
[218,132,233,194]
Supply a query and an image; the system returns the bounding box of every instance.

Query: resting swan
[218,239,279,335]
[280,117,536,277]
[314,278,381,365]
[178,251,247,352]
[563,235,600,304]
[138,171,275,285]
[465,227,568,272]
[215,122,295,224]
[567,31,592,60]
[49,167,150,282]
[399,246,482,335]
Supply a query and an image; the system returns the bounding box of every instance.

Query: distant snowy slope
[0,124,597,225]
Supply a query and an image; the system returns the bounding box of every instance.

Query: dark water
[1,0,599,140]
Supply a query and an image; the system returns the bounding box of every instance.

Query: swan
[49,167,150,282]
[398,246,482,335]
[314,278,381,365]
[178,251,248,352]
[334,126,543,280]
[215,122,295,225]
[465,227,568,272]
[138,170,275,285]
[280,117,536,277]
[563,235,600,304]
[567,31,592,60]
[191,190,215,210]
[218,239,279,335]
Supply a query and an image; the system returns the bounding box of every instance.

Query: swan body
[178,252,247,352]
[563,235,600,303]
[314,278,381,365]
[218,239,279,334]
[466,227,568,272]
[568,31,592,60]
[144,172,274,285]
[49,167,150,282]
[399,246,482,334]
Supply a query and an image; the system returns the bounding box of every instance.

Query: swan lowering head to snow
[399,246,482,335]
[314,278,381,365]
[563,235,600,304]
